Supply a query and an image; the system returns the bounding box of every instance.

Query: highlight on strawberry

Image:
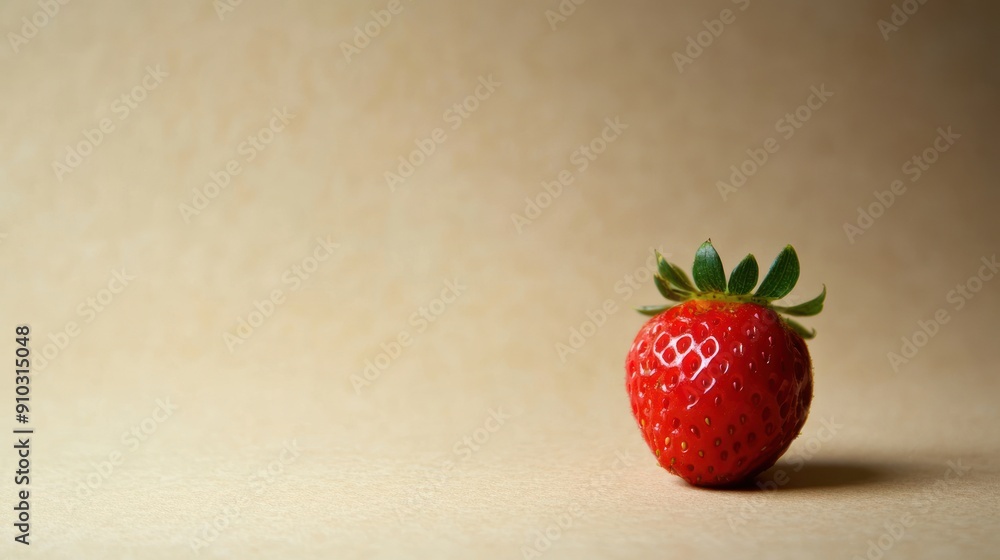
[625,240,825,487]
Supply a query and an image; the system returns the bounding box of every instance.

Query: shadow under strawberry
[698,460,893,492]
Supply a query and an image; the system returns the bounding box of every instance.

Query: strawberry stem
[639,241,825,338]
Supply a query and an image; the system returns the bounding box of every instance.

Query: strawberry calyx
[635,240,826,339]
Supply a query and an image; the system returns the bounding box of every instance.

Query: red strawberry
[625,241,825,487]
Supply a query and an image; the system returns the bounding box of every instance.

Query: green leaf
[654,275,692,303]
[635,304,672,317]
[692,240,726,293]
[727,254,759,295]
[775,285,826,317]
[656,251,696,292]
[670,264,695,291]
[783,317,816,340]
[755,245,800,300]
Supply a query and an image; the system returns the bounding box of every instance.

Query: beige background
[1,0,999,558]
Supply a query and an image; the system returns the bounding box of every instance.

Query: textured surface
[0,0,999,558]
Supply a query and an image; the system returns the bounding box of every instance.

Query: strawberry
[625,240,825,487]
